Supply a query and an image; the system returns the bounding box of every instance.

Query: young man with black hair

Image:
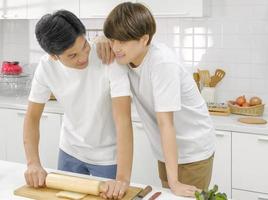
[103,2,216,198]
[23,10,132,199]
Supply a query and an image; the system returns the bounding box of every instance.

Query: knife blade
[133,185,152,200]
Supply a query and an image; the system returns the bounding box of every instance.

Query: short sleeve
[28,62,51,103]
[108,62,131,98]
[151,63,181,112]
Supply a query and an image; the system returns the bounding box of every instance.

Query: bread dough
[56,191,87,200]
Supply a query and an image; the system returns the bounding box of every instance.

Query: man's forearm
[23,116,41,166]
[159,121,179,184]
[116,119,133,182]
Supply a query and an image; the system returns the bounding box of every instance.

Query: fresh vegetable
[249,96,262,106]
[235,95,246,106]
[195,185,228,200]
[242,102,250,107]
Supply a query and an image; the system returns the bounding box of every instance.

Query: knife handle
[148,192,161,200]
[138,185,152,197]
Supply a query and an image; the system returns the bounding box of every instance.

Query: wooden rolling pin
[46,173,103,196]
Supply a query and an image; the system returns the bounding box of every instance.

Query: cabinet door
[232,132,268,194]
[232,189,268,200]
[0,109,7,159]
[80,0,135,18]
[28,0,79,19]
[131,122,161,187]
[3,109,61,169]
[137,0,209,17]
[209,130,231,197]
[0,0,27,19]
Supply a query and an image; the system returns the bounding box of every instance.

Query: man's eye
[71,54,76,58]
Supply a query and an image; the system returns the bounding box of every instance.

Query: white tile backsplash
[0,0,267,104]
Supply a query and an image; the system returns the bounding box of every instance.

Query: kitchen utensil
[210,69,225,87]
[0,73,31,97]
[14,173,142,200]
[198,69,211,87]
[193,72,200,90]
[133,185,152,200]
[201,87,216,103]
[148,192,162,200]
[46,173,101,195]
[238,117,267,124]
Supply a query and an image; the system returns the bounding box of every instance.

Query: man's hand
[24,163,47,188]
[94,36,115,64]
[169,181,201,197]
[100,179,129,199]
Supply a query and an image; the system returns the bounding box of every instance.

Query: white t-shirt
[128,43,216,164]
[29,43,131,165]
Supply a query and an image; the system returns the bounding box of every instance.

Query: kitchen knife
[133,185,152,200]
[148,192,161,200]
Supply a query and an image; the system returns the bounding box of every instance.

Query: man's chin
[76,62,88,69]
[115,58,128,65]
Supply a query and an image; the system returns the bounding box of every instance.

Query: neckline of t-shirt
[57,41,94,73]
[128,44,152,72]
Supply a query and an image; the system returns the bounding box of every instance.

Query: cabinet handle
[258,196,268,200]
[258,136,268,142]
[216,132,227,137]
[17,112,48,118]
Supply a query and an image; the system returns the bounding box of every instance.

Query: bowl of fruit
[1,61,23,75]
[228,95,264,116]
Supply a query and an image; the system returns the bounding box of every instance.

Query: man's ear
[141,34,150,46]
[50,55,59,61]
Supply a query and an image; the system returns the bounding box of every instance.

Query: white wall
[0,0,268,104]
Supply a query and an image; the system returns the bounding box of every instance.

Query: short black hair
[35,10,86,55]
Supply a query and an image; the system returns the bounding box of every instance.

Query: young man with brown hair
[103,2,216,198]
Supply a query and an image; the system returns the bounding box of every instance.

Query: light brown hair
[103,2,156,45]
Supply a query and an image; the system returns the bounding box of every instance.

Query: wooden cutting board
[238,117,267,124]
[14,185,142,200]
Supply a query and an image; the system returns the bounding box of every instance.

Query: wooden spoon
[210,69,225,87]
[198,69,211,87]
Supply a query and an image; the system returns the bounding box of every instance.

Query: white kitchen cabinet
[80,0,135,18]
[27,0,79,19]
[137,0,210,17]
[131,122,161,187]
[209,130,231,197]
[0,111,6,160]
[0,108,61,169]
[0,0,27,19]
[232,132,268,194]
[232,189,268,200]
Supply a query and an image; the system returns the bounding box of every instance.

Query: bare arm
[101,96,133,199]
[156,112,198,197]
[23,101,47,187]
[112,96,133,182]
[156,112,178,183]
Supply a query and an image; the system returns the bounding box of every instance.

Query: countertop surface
[0,96,268,135]
[0,160,193,200]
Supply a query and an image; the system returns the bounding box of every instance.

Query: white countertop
[0,160,193,200]
[0,96,63,114]
[1,96,267,135]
